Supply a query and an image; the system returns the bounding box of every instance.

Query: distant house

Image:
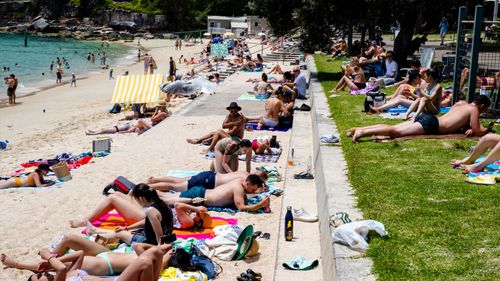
[207,15,268,36]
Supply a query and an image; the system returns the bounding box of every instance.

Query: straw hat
[245,239,260,257]
[200,212,212,229]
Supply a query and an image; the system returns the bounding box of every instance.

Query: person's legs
[148,176,189,192]
[52,234,109,257]
[228,155,239,172]
[464,141,500,173]
[403,98,421,120]
[70,193,144,228]
[330,76,347,92]
[452,134,500,166]
[203,130,229,153]
[85,127,118,135]
[0,178,17,189]
[352,121,424,142]
[1,253,40,272]
[343,78,361,91]
[371,97,413,113]
[213,150,226,173]
[414,98,437,119]
[118,246,164,281]
[187,131,215,144]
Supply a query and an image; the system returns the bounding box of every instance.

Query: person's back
[205,179,242,207]
[438,101,476,133]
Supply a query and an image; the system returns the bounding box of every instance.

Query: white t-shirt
[385,60,398,78]
[294,73,307,98]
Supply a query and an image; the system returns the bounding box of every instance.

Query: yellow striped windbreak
[111,74,164,103]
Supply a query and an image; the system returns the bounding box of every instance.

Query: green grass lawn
[314,55,500,280]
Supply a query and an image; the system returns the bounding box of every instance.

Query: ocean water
[0,33,133,94]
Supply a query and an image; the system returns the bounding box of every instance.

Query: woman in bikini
[403,69,442,120]
[212,137,252,174]
[0,164,55,189]
[1,244,172,281]
[329,66,366,93]
[69,187,212,235]
[369,71,422,113]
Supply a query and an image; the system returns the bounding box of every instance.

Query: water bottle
[285,206,293,241]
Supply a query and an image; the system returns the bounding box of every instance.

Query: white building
[207,15,268,36]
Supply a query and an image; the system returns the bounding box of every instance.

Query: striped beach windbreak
[111,74,163,103]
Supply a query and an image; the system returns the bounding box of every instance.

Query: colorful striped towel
[245,122,290,132]
[174,216,238,240]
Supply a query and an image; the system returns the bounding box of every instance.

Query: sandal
[293,171,314,179]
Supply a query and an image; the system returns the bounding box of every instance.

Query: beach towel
[373,134,479,142]
[465,157,500,184]
[82,212,128,235]
[159,267,207,281]
[245,122,289,132]
[0,178,64,191]
[237,93,268,101]
[241,68,263,73]
[350,85,379,95]
[174,217,238,240]
[244,147,282,163]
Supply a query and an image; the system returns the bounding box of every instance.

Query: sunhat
[282,256,319,270]
[232,225,254,260]
[200,212,213,229]
[226,102,242,111]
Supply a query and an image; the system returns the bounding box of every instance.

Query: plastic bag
[331,220,388,252]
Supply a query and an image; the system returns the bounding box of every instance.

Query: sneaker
[293,208,318,222]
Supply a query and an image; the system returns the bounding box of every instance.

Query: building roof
[207,16,246,21]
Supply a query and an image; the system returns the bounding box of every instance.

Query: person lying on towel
[160,174,270,212]
[348,95,493,143]
[0,164,55,189]
[85,110,168,136]
[451,133,500,173]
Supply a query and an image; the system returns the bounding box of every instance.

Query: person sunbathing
[1,243,171,281]
[241,55,256,71]
[251,136,281,155]
[211,137,253,174]
[85,111,168,136]
[329,66,366,93]
[246,97,290,129]
[147,170,267,192]
[267,63,284,75]
[0,164,55,189]
[451,133,500,173]
[369,71,422,113]
[254,73,273,95]
[160,174,270,212]
[348,95,492,143]
[402,69,442,120]
[460,68,500,92]
[186,102,246,152]
[69,189,211,234]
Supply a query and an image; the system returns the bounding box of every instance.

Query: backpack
[102,176,135,196]
[109,103,121,114]
[364,92,386,113]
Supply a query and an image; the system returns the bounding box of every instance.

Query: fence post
[467,5,484,102]
[452,6,467,104]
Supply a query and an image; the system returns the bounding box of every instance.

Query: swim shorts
[415,113,439,135]
[262,117,279,128]
[7,88,14,97]
[180,186,206,199]
[187,171,216,189]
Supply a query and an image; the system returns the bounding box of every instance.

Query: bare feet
[352,129,363,143]
[86,221,97,235]
[463,163,483,174]
[201,148,211,154]
[369,105,381,114]
[451,157,471,166]
[346,128,357,137]
[147,177,158,184]
[1,254,17,269]
[69,219,87,228]
[186,138,198,144]
[329,89,337,93]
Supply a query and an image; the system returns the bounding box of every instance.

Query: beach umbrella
[203,32,211,36]
[160,77,217,96]
[224,32,235,37]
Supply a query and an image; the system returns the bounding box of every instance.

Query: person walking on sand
[175,39,179,51]
[179,39,182,50]
[137,48,141,62]
[109,67,114,80]
[71,72,77,87]
[49,61,54,73]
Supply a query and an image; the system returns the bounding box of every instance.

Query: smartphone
[161,233,177,244]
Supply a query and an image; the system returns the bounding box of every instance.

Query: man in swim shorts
[147,170,267,192]
[159,174,270,212]
[348,95,493,143]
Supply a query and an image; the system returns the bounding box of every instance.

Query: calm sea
[0,33,133,94]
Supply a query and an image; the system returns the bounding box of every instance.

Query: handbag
[169,248,198,272]
[190,245,218,279]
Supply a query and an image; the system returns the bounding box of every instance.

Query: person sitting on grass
[159,174,270,212]
[186,102,246,153]
[329,66,366,93]
[147,170,267,192]
[1,243,172,281]
[347,95,493,143]
[451,133,500,173]
[369,71,422,113]
[402,69,442,120]
[0,164,55,189]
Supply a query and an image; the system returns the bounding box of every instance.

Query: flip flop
[294,171,314,179]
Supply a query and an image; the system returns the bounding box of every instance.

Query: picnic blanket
[237,93,268,101]
[245,122,290,132]
[238,147,282,163]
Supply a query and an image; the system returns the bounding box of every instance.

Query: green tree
[249,0,301,36]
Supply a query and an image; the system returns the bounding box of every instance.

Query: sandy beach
[0,38,292,280]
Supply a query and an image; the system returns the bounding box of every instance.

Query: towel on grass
[245,122,290,132]
[466,157,500,185]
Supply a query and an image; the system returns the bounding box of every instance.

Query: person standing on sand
[143,53,150,74]
[71,72,76,87]
[56,64,63,84]
[109,67,114,80]
[175,39,179,50]
[102,52,107,65]
[4,74,17,105]
[91,53,95,63]
[169,57,176,79]
[137,48,141,62]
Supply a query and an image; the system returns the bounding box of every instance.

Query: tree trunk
[393,6,418,66]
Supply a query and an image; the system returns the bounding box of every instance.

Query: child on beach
[71,72,76,87]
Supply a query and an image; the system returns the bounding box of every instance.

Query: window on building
[255,22,259,27]
[210,22,215,27]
